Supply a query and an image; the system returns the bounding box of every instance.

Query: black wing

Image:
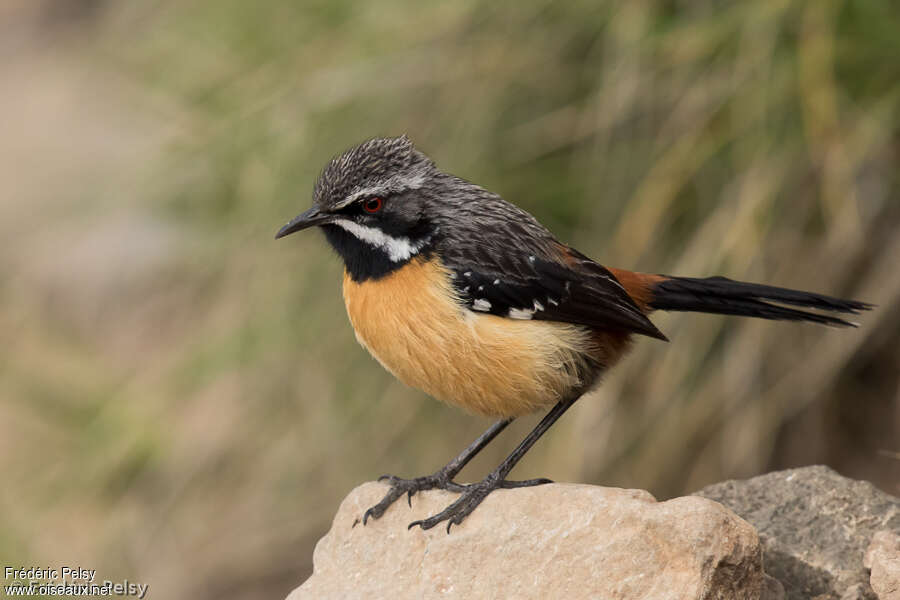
[439,227,666,340]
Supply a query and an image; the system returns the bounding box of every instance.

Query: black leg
[409,395,579,533]
[361,417,513,524]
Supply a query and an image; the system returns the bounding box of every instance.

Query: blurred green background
[2,1,898,598]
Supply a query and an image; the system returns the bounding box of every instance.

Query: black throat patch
[321,224,433,282]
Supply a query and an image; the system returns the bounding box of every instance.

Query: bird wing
[438,220,667,340]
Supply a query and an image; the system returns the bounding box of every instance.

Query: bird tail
[646,275,872,328]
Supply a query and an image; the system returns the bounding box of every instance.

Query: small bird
[276,136,871,532]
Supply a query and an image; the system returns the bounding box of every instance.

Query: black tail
[648,276,872,327]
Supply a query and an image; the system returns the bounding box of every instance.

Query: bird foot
[408,475,552,533]
[361,471,467,525]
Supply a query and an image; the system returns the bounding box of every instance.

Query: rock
[696,466,900,600]
[844,584,879,600]
[763,573,787,600]
[288,481,762,600]
[865,530,900,600]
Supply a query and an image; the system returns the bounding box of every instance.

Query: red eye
[362,197,383,213]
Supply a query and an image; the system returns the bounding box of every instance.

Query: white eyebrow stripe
[332,172,428,209]
[332,219,426,262]
[333,187,384,210]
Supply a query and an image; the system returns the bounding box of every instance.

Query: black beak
[275,207,334,239]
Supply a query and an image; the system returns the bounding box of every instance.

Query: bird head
[276,136,451,280]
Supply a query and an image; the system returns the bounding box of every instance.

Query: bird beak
[275,206,335,239]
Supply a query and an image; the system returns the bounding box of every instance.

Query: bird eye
[362,197,384,214]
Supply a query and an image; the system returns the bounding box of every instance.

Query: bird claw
[406,475,550,532]
[407,477,497,533]
[362,471,553,529]
[360,471,463,525]
[499,477,553,488]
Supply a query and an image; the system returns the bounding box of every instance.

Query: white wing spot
[548,298,559,306]
[508,308,534,320]
[472,299,492,312]
[477,285,484,291]
[464,271,472,277]
[493,279,500,285]
[533,300,545,312]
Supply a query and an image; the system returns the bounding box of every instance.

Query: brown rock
[288,482,762,600]
[865,530,900,600]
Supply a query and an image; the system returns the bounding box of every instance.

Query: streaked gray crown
[313,136,436,209]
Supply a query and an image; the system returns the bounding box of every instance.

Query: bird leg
[408,395,578,533]
[361,417,513,525]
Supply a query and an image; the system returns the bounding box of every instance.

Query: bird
[275,135,871,533]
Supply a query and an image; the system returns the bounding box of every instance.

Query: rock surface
[865,530,900,600]
[288,481,762,600]
[696,466,900,600]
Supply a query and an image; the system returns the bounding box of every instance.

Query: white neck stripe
[332,219,426,262]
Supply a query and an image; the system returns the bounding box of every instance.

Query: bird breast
[341,257,603,417]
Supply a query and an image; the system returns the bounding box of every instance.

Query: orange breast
[342,258,603,417]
